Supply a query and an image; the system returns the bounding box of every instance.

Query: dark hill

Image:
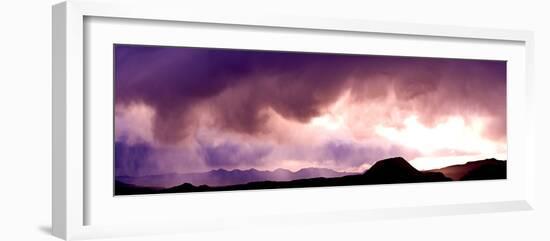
[360,157,452,184]
[114,181,159,195]
[363,157,427,183]
[366,157,418,175]
[429,158,506,181]
[460,160,506,180]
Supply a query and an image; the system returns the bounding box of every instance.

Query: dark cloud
[115,45,506,144]
[115,45,366,142]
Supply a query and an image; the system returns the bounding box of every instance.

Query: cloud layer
[114,45,506,176]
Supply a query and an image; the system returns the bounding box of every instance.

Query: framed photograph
[52,0,535,240]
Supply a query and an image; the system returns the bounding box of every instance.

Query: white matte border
[86,15,528,233]
[52,1,535,240]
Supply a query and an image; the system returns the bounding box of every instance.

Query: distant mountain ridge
[117,167,357,188]
[162,157,452,193]
[115,157,507,195]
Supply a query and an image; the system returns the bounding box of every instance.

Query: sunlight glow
[374,115,497,155]
[410,152,507,170]
[308,90,351,132]
[310,114,346,131]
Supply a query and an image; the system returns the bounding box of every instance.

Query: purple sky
[114,44,506,177]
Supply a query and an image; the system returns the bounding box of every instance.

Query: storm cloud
[114,44,506,176]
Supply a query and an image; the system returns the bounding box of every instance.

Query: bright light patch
[310,114,345,131]
[410,152,507,170]
[115,103,155,144]
[374,115,497,155]
[308,91,351,131]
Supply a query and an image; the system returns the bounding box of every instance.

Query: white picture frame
[52,0,535,240]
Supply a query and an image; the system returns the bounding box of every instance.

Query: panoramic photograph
[114,44,507,195]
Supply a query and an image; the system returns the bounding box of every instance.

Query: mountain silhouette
[114,181,159,195]
[161,157,450,193]
[115,157,506,195]
[429,158,506,181]
[117,167,356,188]
[364,157,421,182]
[460,160,506,180]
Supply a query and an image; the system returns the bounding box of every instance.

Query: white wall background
[0,0,548,240]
